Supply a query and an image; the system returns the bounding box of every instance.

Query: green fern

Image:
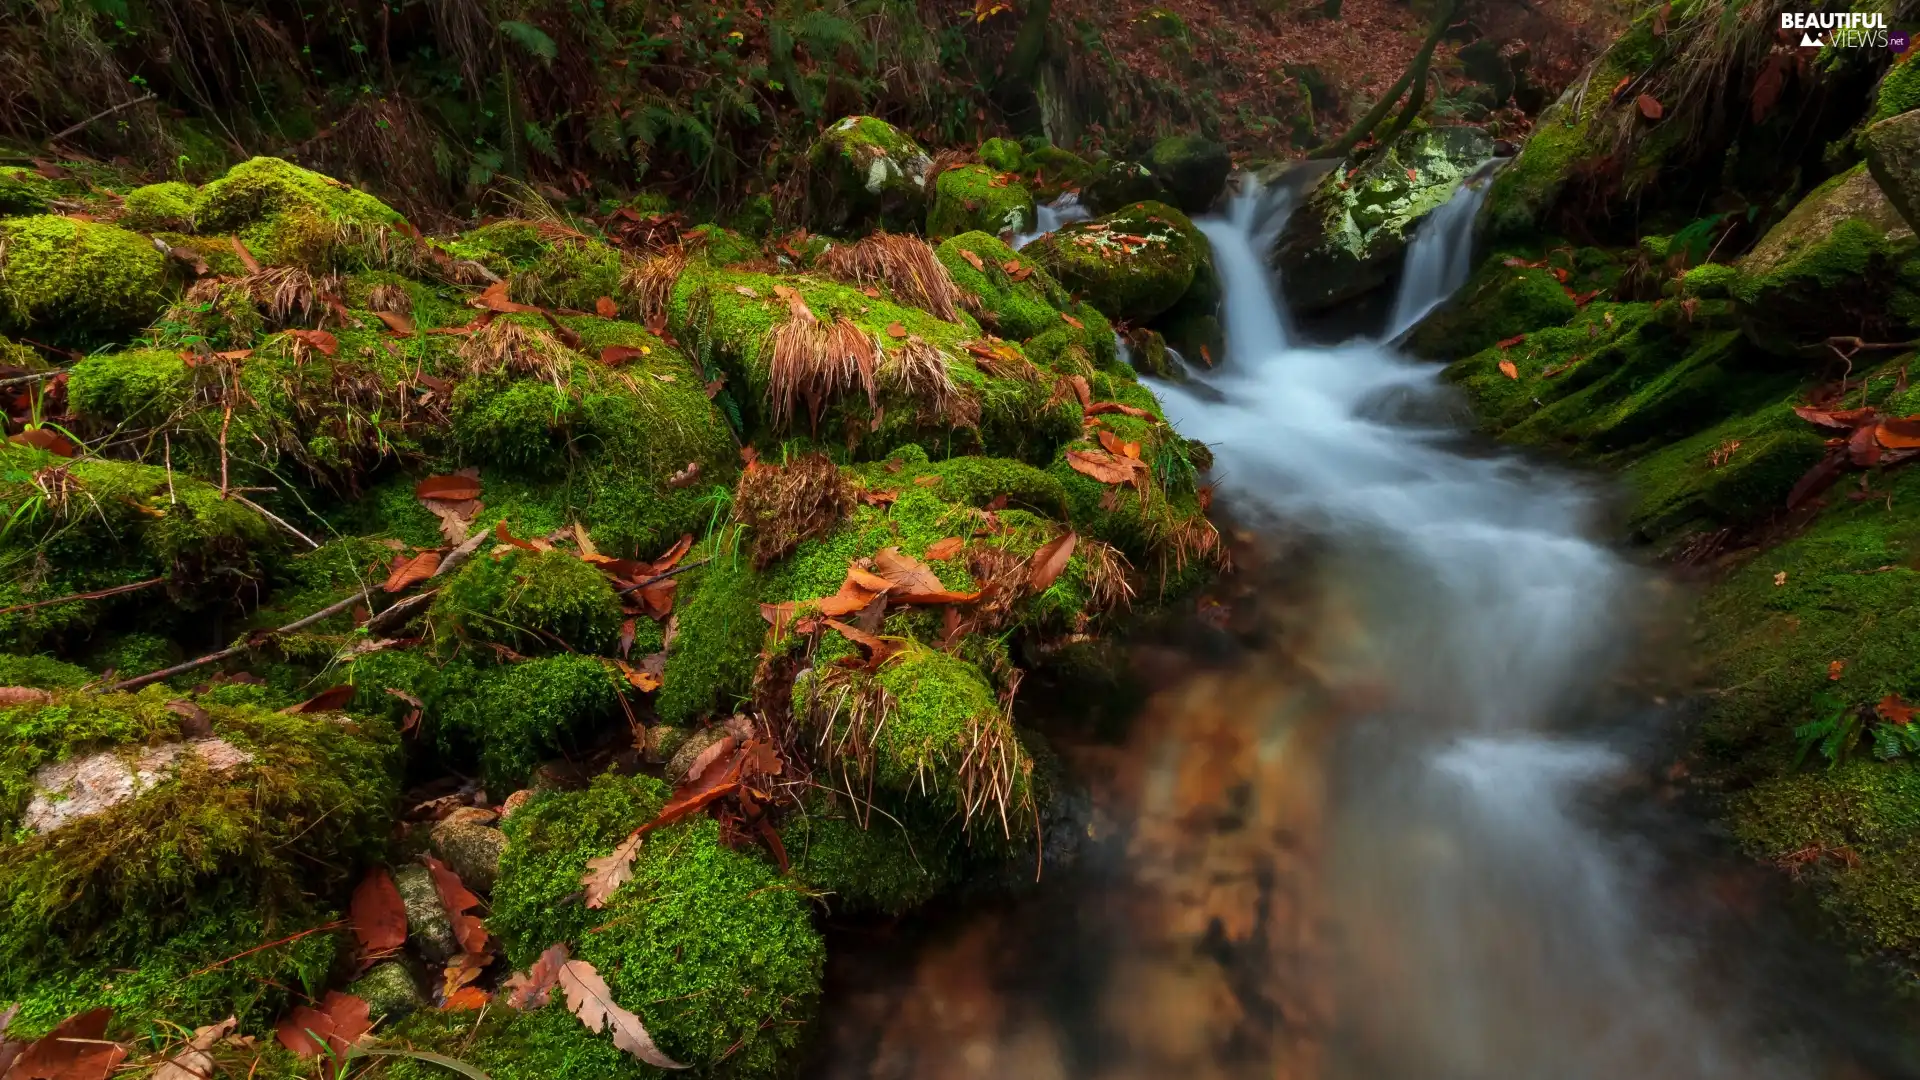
[1794,692,1865,769]
[498,20,557,63]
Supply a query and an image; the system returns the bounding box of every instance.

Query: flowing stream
[810,178,1917,1079]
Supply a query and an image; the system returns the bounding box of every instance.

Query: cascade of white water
[1013,192,1091,250]
[1382,163,1500,342]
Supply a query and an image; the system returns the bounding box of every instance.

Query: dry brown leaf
[166,699,212,737]
[504,943,571,1010]
[595,296,619,318]
[416,474,483,502]
[472,280,545,314]
[1029,531,1078,592]
[230,235,262,274]
[382,551,441,593]
[925,537,965,561]
[582,830,644,909]
[442,986,490,1011]
[1084,401,1160,422]
[423,855,488,955]
[0,687,53,705]
[558,959,688,1069]
[600,345,648,365]
[151,1018,237,1080]
[1066,449,1145,485]
[349,868,407,954]
[873,546,944,595]
[372,310,416,337]
[1498,359,1519,380]
[960,248,985,271]
[9,1009,127,1080]
[8,428,76,457]
[885,322,907,339]
[286,329,340,357]
[1877,417,1920,448]
[275,991,371,1061]
[1636,93,1664,120]
[283,684,355,714]
[1096,429,1140,460]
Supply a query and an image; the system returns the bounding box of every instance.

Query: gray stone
[1863,108,1920,235]
[1147,135,1231,215]
[430,819,508,895]
[348,961,425,1022]
[393,863,459,963]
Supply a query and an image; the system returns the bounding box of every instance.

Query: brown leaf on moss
[600,345,648,365]
[1061,313,1084,329]
[384,688,424,733]
[230,235,263,274]
[9,1009,127,1080]
[505,943,571,1010]
[472,280,545,314]
[382,551,441,592]
[275,991,371,1062]
[873,545,944,594]
[416,474,483,502]
[595,296,619,318]
[1096,429,1141,460]
[1795,406,1878,430]
[1636,93,1663,120]
[286,329,339,357]
[886,321,907,338]
[0,687,53,705]
[349,868,407,955]
[423,855,489,955]
[372,310,415,337]
[925,537,965,561]
[1067,449,1146,485]
[165,699,213,737]
[1029,531,1078,592]
[1085,401,1159,423]
[824,618,899,669]
[442,986,490,1011]
[283,684,355,714]
[582,830,645,909]
[1877,417,1920,448]
[1498,359,1519,380]
[559,960,688,1069]
[960,248,985,271]
[1828,659,1846,680]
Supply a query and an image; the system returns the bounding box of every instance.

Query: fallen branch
[616,557,710,596]
[106,589,371,692]
[48,92,158,142]
[0,576,165,617]
[363,526,493,635]
[0,368,70,390]
[1307,0,1458,159]
[229,494,320,550]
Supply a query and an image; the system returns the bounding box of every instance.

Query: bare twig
[106,589,372,692]
[185,919,345,978]
[616,557,710,596]
[218,397,233,498]
[0,576,165,617]
[0,368,69,390]
[363,525,492,635]
[49,92,159,142]
[229,493,320,550]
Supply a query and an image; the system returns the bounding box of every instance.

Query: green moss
[441,654,624,787]
[1871,56,1920,125]
[488,773,823,1076]
[926,165,1036,240]
[1023,146,1092,192]
[803,115,933,236]
[0,168,76,217]
[67,348,192,426]
[1407,259,1578,360]
[0,654,92,689]
[782,792,957,914]
[452,377,580,474]
[0,688,395,1034]
[1145,134,1230,214]
[1024,201,1200,321]
[0,215,169,345]
[658,544,764,724]
[1082,159,1165,214]
[1480,112,1594,246]
[935,231,1071,341]
[431,548,624,655]
[1680,261,1738,298]
[453,222,626,312]
[122,181,199,232]
[977,138,1026,173]
[378,1003,650,1080]
[194,157,404,270]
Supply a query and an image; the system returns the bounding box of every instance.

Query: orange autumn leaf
[472,280,545,314]
[286,329,340,356]
[349,869,407,954]
[925,537,965,561]
[1636,93,1663,120]
[1876,416,1920,448]
[960,248,986,271]
[9,427,76,457]
[372,310,416,337]
[1029,531,1077,592]
[595,296,619,318]
[1879,694,1917,726]
[1498,359,1519,380]
[1096,428,1141,460]
[1085,401,1160,423]
[1829,659,1846,681]
[230,235,263,274]
[381,551,441,592]
[1496,335,1525,349]
[1067,448,1146,485]
[442,986,491,1011]
[415,474,482,502]
[886,322,907,338]
[423,855,488,955]
[1061,313,1084,329]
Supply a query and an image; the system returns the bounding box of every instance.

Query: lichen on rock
[800,115,934,236]
[1024,200,1203,322]
[926,163,1037,240]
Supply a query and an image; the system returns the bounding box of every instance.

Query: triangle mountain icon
[1800,31,1822,46]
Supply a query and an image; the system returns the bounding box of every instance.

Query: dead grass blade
[734,452,854,568]
[816,233,963,323]
[620,248,687,326]
[768,310,879,432]
[882,338,976,428]
[459,318,575,379]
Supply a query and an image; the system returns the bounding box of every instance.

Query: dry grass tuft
[620,247,688,325]
[797,665,896,826]
[733,452,854,568]
[882,338,976,428]
[816,233,963,323]
[1080,537,1136,612]
[459,317,574,378]
[1158,514,1230,577]
[957,669,1035,839]
[238,267,335,326]
[768,302,880,431]
[366,283,412,314]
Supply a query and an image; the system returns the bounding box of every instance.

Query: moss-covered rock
[1146,135,1231,215]
[977,137,1026,173]
[1273,125,1493,313]
[1863,108,1920,235]
[781,791,958,914]
[1081,159,1165,216]
[0,687,397,1035]
[1732,164,1918,357]
[440,654,625,788]
[1870,59,1920,127]
[0,215,169,345]
[1024,201,1201,322]
[431,548,624,656]
[658,544,765,725]
[445,221,626,312]
[488,773,824,1077]
[926,164,1036,240]
[936,231,1072,340]
[0,168,81,217]
[121,181,199,232]
[800,116,934,236]
[194,157,405,270]
[1405,256,1577,360]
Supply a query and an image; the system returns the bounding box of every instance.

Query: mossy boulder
[1871,59,1920,127]
[926,164,1037,240]
[1273,124,1493,314]
[0,215,169,345]
[936,230,1072,340]
[194,157,406,270]
[445,221,626,311]
[1024,201,1202,322]
[1405,253,1577,360]
[1146,134,1231,215]
[431,548,625,656]
[781,791,958,914]
[0,168,81,217]
[0,687,398,1035]
[1732,164,1918,358]
[658,546,765,725]
[1862,108,1920,235]
[488,773,824,1077]
[1082,159,1166,215]
[801,116,934,236]
[440,654,626,788]
[978,137,1025,172]
[122,181,199,232]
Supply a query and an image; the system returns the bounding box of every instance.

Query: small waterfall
[1013,192,1090,250]
[1381,163,1499,341]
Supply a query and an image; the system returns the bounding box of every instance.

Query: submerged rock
[800,115,934,235]
[1272,124,1493,314]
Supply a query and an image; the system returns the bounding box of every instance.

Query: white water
[1014,192,1091,250]
[1152,180,1817,1077]
[1381,163,1499,341]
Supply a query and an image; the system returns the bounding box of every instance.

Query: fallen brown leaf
[582,830,644,909]
[349,868,407,955]
[423,855,488,955]
[1029,531,1077,592]
[925,537,965,561]
[559,960,688,1069]
[382,551,441,592]
[505,943,571,1010]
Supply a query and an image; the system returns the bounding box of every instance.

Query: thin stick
[106,589,371,692]
[362,525,492,635]
[0,368,69,390]
[616,557,709,596]
[218,397,233,498]
[229,493,319,550]
[185,919,344,978]
[49,92,158,141]
[0,577,165,617]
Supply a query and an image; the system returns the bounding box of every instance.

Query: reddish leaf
[1877,416,1920,448]
[472,280,545,314]
[349,868,407,954]
[230,236,263,274]
[1085,401,1161,422]
[1067,374,1093,411]
[1029,531,1078,592]
[960,248,986,271]
[286,330,339,356]
[925,537,965,561]
[1067,448,1146,485]
[275,992,371,1062]
[381,551,441,592]
[558,960,688,1069]
[823,618,898,668]
[9,1009,127,1080]
[1096,429,1141,460]
[1829,659,1846,681]
[1879,694,1917,726]
[1794,406,1879,430]
[885,322,907,339]
[283,684,355,714]
[1636,93,1663,120]
[442,986,490,1011]
[1787,450,1847,509]
[9,428,76,457]
[595,296,619,318]
[1496,335,1525,349]
[505,944,571,1010]
[1850,423,1883,467]
[384,688,424,734]
[873,546,945,596]
[1062,313,1084,329]
[423,855,488,955]
[582,831,644,909]
[372,311,415,337]
[1498,359,1520,380]
[416,474,484,501]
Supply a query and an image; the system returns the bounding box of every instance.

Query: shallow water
[808,179,1920,1080]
